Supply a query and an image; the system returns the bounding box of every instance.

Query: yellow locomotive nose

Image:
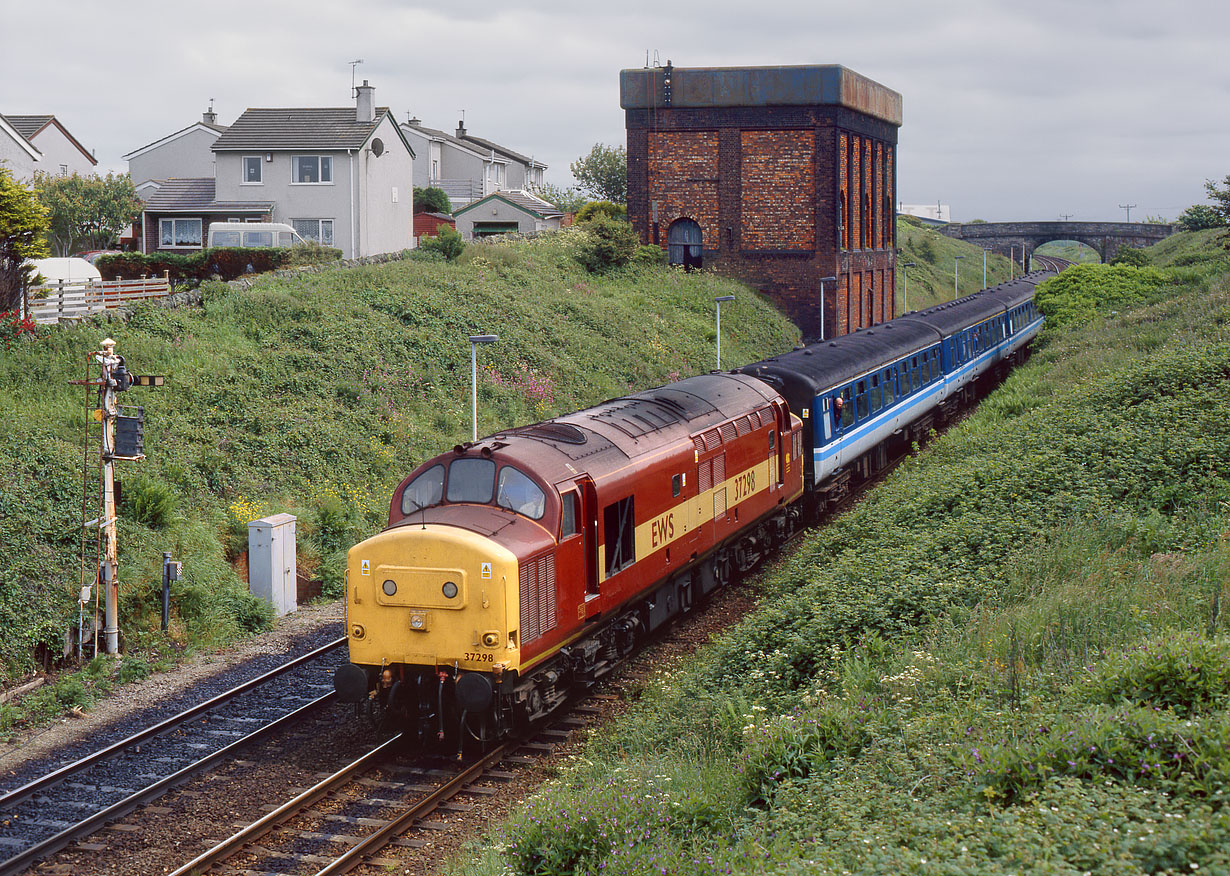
[345,524,519,672]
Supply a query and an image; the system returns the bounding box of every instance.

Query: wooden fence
[28,274,173,324]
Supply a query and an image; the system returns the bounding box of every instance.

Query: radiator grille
[519,554,557,644]
[719,422,737,443]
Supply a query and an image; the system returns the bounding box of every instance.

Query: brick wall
[626,103,898,340]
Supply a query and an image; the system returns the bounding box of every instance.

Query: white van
[207,222,305,249]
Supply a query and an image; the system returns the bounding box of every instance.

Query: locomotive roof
[471,372,782,481]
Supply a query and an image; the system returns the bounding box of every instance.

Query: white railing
[28,274,172,324]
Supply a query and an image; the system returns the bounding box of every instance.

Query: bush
[1110,246,1150,266]
[95,245,341,283]
[630,244,666,267]
[419,225,464,261]
[575,216,638,273]
[575,200,627,223]
[121,474,177,528]
[1176,204,1226,232]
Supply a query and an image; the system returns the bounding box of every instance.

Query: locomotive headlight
[481,631,499,647]
[442,580,458,599]
[382,579,397,596]
[409,611,428,631]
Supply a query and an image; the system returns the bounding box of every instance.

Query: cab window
[401,464,444,514]
[560,490,579,537]
[496,465,545,519]
[447,458,495,503]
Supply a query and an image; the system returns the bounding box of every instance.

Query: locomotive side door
[556,475,600,618]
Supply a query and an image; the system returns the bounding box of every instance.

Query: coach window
[560,490,579,538]
[870,373,883,412]
[841,386,855,427]
[603,497,636,575]
[910,356,920,391]
[447,458,495,503]
[401,464,444,514]
[883,368,896,406]
[496,465,545,519]
[855,379,869,419]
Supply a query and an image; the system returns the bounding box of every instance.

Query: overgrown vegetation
[0,227,799,686]
[452,230,1230,876]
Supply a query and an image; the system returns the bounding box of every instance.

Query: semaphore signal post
[72,338,164,656]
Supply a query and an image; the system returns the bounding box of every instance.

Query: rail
[28,273,172,324]
[0,636,347,876]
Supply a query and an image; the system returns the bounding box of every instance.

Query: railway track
[0,637,347,876]
[167,714,592,875]
[1032,253,1073,273]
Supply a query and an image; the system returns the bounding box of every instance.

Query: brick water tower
[621,63,902,340]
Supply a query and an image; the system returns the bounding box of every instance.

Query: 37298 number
[733,469,756,501]
[464,652,494,663]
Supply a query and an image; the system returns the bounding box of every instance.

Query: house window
[58,164,68,177]
[292,219,334,246]
[293,155,332,184]
[243,156,262,184]
[159,218,202,248]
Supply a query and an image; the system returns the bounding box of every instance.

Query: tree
[413,186,452,214]
[575,201,626,223]
[570,143,627,205]
[1205,174,1230,221]
[0,166,49,311]
[1175,204,1226,232]
[535,183,587,213]
[31,172,142,256]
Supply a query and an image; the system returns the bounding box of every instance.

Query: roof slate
[212,107,392,151]
[3,115,53,138]
[141,178,271,212]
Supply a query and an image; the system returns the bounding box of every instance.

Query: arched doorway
[667,218,703,270]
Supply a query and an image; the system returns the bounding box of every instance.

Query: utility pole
[1059,213,1073,221]
[1119,204,1136,222]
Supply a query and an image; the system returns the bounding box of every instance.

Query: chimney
[407,115,421,127]
[356,79,375,123]
[456,119,466,138]
[203,108,217,125]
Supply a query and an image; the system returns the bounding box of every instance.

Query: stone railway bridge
[939,221,1175,264]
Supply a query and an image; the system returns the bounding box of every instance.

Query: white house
[401,118,545,208]
[130,82,416,259]
[0,114,96,180]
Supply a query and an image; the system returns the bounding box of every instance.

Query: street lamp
[902,263,916,313]
[1009,244,1018,280]
[714,296,735,370]
[982,246,990,290]
[953,255,965,299]
[469,333,498,441]
[818,276,837,339]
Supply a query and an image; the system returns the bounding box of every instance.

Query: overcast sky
[3,0,1226,222]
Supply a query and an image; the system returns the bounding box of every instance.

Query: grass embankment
[0,231,800,697]
[895,217,1018,313]
[457,229,1230,875]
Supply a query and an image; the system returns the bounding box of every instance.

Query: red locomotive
[333,372,804,746]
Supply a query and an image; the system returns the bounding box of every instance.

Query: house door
[667,218,703,271]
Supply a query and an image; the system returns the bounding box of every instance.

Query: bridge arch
[939,221,1174,266]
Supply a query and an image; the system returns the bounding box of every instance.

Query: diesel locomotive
[333,271,1051,746]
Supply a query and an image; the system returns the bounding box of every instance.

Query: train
[332,271,1052,748]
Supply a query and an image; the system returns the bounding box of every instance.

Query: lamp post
[1009,244,1017,280]
[714,295,735,370]
[902,262,916,313]
[953,255,965,299]
[469,334,498,441]
[982,247,989,290]
[818,275,837,339]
